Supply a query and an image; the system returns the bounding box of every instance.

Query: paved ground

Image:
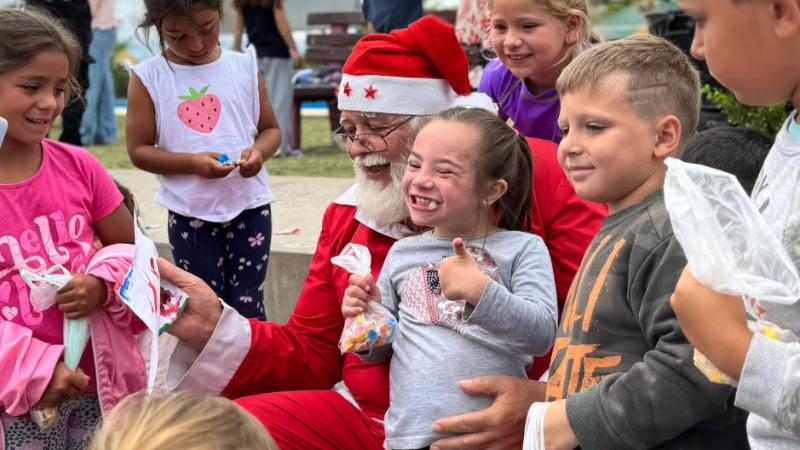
[110,169,356,253]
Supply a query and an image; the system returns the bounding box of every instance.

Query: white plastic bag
[664,158,800,304]
[664,158,800,385]
[522,402,549,450]
[21,265,72,312]
[333,244,398,353]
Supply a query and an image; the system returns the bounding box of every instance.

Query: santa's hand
[439,238,487,306]
[159,259,223,351]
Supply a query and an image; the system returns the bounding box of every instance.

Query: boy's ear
[653,115,682,160]
[771,0,800,40]
[487,179,509,206]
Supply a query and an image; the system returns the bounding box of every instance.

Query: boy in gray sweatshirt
[540,35,748,450]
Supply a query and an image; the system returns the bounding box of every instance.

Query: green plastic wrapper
[63,317,90,371]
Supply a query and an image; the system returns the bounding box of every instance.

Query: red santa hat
[337,16,496,115]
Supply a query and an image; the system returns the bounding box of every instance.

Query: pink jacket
[0,244,147,417]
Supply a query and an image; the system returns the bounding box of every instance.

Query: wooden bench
[291,10,485,151]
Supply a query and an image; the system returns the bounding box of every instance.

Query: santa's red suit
[169,137,606,450]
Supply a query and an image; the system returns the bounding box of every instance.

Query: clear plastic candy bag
[664,158,800,304]
[333,244,398,354]
[664,158,800,385]
[21,265,72,312]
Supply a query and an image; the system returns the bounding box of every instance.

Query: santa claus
[162,16,605,450]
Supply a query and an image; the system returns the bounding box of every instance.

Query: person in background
[80,0,118,146]
[362,0,423,34]
[478,0,600,144]
[127,0,282,321]
[26,0,93,146]
[234,0,303,158]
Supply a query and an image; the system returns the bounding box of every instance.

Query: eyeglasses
[332,116,414,153]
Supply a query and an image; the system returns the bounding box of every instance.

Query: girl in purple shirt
[479,0,599,143]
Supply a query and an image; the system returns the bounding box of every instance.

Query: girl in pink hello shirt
[0,8,145,449]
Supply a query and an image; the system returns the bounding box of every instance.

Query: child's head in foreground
[90,392,278,450]
[682,126,772,195]
[678,0,800,108]
[556,34,701,213]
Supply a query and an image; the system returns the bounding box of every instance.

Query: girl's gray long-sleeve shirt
[360,230,557,450]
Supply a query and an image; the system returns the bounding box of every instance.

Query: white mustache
[354,153,390,169]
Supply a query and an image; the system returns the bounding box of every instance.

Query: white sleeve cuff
[523,402,549,450]
[166,301,252,394]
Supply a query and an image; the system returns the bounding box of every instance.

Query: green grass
[52,114,354,178]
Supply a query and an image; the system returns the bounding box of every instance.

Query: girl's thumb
[452,238,470,259]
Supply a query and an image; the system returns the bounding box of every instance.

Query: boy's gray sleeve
[356,247,399,365]
[565,237,735,450]
[736,333,800,434]
[465,237,558,356]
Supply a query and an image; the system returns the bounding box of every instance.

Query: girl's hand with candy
[55,274,108,319]
[238,147,264,178]
[36,361,90,408]
[342,274,382,317]
[192,152,236,179]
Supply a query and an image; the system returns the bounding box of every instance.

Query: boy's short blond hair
[90,392,278,450]
[556,34,701,147]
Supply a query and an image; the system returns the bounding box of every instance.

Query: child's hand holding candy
[55,274,108,320]
[238,147,264,178]
[342,274,382,317]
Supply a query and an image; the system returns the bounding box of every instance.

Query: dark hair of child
[681,126,772,195]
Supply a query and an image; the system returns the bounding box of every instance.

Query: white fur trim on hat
[337,74,459,115]
[451,92,499,115]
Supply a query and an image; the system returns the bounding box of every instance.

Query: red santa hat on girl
[337,16,497,115]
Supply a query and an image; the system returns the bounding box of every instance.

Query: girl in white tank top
[126,0,281,320]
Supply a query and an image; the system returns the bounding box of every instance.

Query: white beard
[353,153,408,227]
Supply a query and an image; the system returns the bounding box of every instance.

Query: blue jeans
[80,28,117,146]
[168,205,272,321]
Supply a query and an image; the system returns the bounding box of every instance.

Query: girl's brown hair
[90,392,279,450]
[0,7,82,103]
[408,107,535,232]
[138,0,222,57]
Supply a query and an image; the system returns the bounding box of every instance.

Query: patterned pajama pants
[168,205,272,320]
[2,395,101,450]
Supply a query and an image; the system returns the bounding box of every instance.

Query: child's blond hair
[90,392,278,450]
[488,0,601,60]
[557,34,701,148]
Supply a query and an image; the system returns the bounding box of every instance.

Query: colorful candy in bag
[664,158,800,385]
[333,244,398,353]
